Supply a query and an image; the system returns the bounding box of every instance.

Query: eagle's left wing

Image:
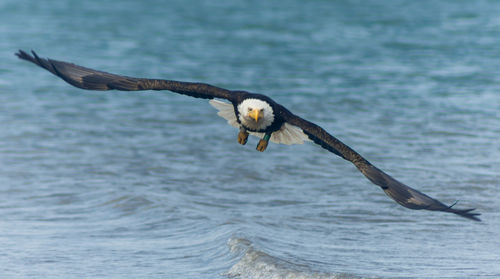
[281,108,481,221]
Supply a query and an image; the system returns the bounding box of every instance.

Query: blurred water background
[1,0,499,278]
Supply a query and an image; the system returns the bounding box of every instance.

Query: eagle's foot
[256,139,268,152]
[238,129,249,145]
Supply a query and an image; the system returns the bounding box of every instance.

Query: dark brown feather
[282,110,480,221]
[16,50,239,101]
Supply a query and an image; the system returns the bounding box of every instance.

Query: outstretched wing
[282,109,481,221]
[17,50,480,221]
[16,50,242,102]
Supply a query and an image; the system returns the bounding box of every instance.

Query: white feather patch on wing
[209,99,239,128]
[250,123,311,145]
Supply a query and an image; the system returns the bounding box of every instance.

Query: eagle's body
[210,98,310,148]
[15,50,481,221]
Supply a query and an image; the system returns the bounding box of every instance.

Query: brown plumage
[16,50,480,221]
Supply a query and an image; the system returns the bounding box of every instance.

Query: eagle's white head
[237,98,274,131]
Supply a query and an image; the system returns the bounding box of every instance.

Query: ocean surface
[1,0,499,278]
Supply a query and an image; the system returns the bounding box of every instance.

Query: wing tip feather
[445,202,481,221]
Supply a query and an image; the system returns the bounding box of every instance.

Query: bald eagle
[16,50,480,221]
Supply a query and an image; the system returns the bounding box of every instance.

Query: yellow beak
[248,109,262,122]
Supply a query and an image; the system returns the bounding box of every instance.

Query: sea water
[1,0,499,278]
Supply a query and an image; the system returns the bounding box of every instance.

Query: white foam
[226,237,361,279]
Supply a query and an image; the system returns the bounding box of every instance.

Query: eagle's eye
[248,108,252,112]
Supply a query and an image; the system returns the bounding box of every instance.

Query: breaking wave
[225,237,364,279]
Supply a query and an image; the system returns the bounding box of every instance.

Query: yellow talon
[238,130,249,145]
[256,139,268,152]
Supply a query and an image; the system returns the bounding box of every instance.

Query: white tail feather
[209,99,239,128]
[251,123,310,145]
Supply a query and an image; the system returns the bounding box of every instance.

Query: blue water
[1,0,499,278]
